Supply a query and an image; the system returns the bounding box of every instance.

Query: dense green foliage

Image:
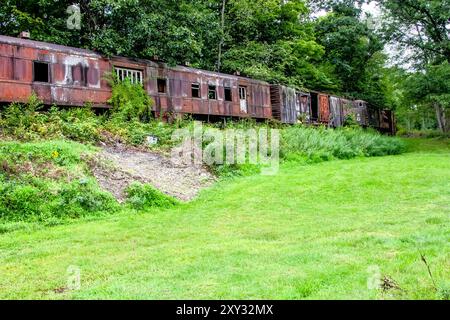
[0,140,118,229]
[125,182,179,210]
[376,0,450,133]
[281,126,404,162]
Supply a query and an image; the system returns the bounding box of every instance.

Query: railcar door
[239,86,248,114]
[319,94,330,124]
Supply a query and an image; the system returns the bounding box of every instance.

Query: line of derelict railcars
[0,35,395,134]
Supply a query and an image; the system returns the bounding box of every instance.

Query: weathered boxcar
[329,96,343,127]
[270,85,313,124]
[270,85,299,124]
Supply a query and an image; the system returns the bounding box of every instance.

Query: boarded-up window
[33,61,49,83]
[208,85,217,100]
[157,78,167,93]
[192,83,201,98]
[224,87,232,102]
[115,67,143,84]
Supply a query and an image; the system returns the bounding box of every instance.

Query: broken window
[191,83,201,98]
[114,67,143,85]
[157,78,167,93]
[208,85,217,100]
[224,87,232,102]
[239,86,247,100]
[33,61,49,83]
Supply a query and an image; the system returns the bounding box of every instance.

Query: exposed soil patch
[88,142,215,202]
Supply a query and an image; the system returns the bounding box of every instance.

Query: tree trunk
[217,0,226,72]
[434,103,448,133]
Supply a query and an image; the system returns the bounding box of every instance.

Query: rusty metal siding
[0,35,112,107]
[270,85,300,124]
[318,94,330,123]
[352,100,369,126]
[149,64,271,119]
[329,96,343,127]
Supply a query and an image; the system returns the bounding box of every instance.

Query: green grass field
[0,138,448,300]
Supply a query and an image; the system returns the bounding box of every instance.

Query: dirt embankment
[88,142,215,202]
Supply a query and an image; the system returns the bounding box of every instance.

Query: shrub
[51,179,119,219]
[0,176,118,223]
[108,77,153,122]
[125,182,178,210]
[0,95,101,143]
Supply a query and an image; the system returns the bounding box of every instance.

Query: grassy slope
[0,138,448,300]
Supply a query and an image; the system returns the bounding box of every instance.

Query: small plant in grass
[125,182,178,210]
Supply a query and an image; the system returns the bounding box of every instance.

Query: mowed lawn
[0,139,448,300]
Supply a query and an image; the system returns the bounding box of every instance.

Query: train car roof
[0,35,102,58]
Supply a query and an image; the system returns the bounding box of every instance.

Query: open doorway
[310,92,319,121]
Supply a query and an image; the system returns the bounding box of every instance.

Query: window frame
[33,61,50,83]
[157,78,168,94]
[191,83,201,99]
[224,86,233,102]
[239,86,247,100]
[114,67,143,85]
[208,85,217,100]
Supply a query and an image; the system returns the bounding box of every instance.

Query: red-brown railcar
[0,35,272,120]
[0,35,111,107]
[0,34,397,133]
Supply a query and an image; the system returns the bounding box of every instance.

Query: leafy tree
[403,62,450,132]
[313,1,387,105]
[377,0,450,66]
[221,0,332,89]
[377,0,450,131]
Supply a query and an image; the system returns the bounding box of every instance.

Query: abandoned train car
[0,34,272,120]
[0,34,396,134]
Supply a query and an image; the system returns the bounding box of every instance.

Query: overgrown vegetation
[0,85,405,227]
[125,182,178,210]
[281,126,405,162]
[0,141,118,232]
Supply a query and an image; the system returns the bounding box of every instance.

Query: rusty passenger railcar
[0,35,111,107]
[0,34,397,133]
[148,64,272,119]
[0,35,272,120]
